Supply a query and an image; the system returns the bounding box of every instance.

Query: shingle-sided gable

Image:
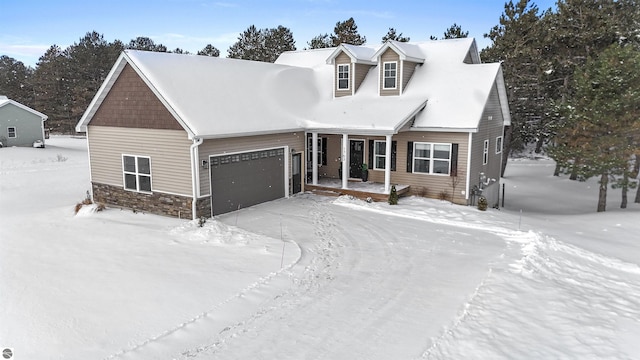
[90,64,184,130]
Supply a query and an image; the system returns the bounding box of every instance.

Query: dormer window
[337,64,350,90]
[383,61,397,89]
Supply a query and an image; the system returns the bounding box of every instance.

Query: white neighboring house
[0,95,48,148]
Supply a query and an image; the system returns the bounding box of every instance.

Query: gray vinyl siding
[0,103,45,147]
[87,126,193,196]
[469,82,506,194]
[380,49,400,96]
[402,61,418,92]
[198,132,305,196]
[334,52,352,97]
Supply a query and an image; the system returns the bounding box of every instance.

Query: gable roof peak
[326,43,377,65]
[373,40,425,63]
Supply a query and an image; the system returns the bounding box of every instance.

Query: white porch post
[384,134,392,194]
[342,133,349,189]
[312,132,319,185]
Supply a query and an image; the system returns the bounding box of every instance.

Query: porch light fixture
[202,160,208,169]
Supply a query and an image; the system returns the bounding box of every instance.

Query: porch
[304,178,410,202]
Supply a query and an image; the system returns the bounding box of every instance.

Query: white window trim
[413,142,452,176]
[495,136,503,154]
[122,154,152,193]
[7,127,16,138]
[483,139,489,165]
[337,64,350,90]
[373,140,387,170]
[383,61,398,90]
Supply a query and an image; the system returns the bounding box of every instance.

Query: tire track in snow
[175,198,345,358]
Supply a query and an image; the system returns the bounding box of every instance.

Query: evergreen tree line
[481,0,640,211]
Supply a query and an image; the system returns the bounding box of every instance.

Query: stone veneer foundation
[92,183,211,219]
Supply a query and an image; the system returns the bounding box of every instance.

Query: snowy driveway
[117,195,509,359]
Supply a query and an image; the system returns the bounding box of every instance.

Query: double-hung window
[7,127,16,138]
[413,143,451,175]
[383,62,397,89]
[374,140,387,169]
[337,64,350,90]
[495,136,503,154]
[123,155,152,192]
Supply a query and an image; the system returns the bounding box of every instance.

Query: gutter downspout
[190,137,203,220]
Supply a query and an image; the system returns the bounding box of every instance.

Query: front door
[349,140,364,179]
[292,153,302,194]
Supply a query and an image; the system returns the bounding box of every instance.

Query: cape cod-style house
[76,38,510,219]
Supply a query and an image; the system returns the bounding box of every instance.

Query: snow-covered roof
[326,43,378,65]
[372,41,425,63]
[77,38,509,138]
[0,96,48,120]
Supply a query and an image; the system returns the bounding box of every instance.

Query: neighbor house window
[483,139,489,165]
[383,62,397,89]
[496,136,503,154]
[123,155,152,192]
[337,64,350,90]
[413,143,451,175]
[7,127,16,138]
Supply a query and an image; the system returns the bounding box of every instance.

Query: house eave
[197,127,306,140]
[409,126,478,133]
[305,127,397,136]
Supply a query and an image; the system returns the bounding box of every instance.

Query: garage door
[210,148,285,215]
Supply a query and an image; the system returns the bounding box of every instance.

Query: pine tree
[382,28,410,43]
[228,25,296,62]
[0,56,34,106]
[443,23,469,39]
[330,17,366,46]
[549,44,640,212]
[228,25,264,61]
[31,45,73,133]
[127,37,167,52]
[545,0,640,178]
[307,34,333,49]
[263,25,296,62]
[197,44,220,57]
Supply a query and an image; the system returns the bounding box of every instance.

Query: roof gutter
[190,137,203,220]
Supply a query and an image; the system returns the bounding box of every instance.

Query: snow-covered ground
[1,136,639,359]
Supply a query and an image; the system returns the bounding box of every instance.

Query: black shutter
[368,140,374,169]
[321,137,328,165]
[407,141,413,172]
[391,141,397,171]
[451,143,459,177]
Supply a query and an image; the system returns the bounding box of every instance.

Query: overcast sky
[1,0,557,67]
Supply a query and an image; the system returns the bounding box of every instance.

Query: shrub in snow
[477,196,488,211]
[388,185,399,205]
[198,216,207,227]
[439,190,449,201]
